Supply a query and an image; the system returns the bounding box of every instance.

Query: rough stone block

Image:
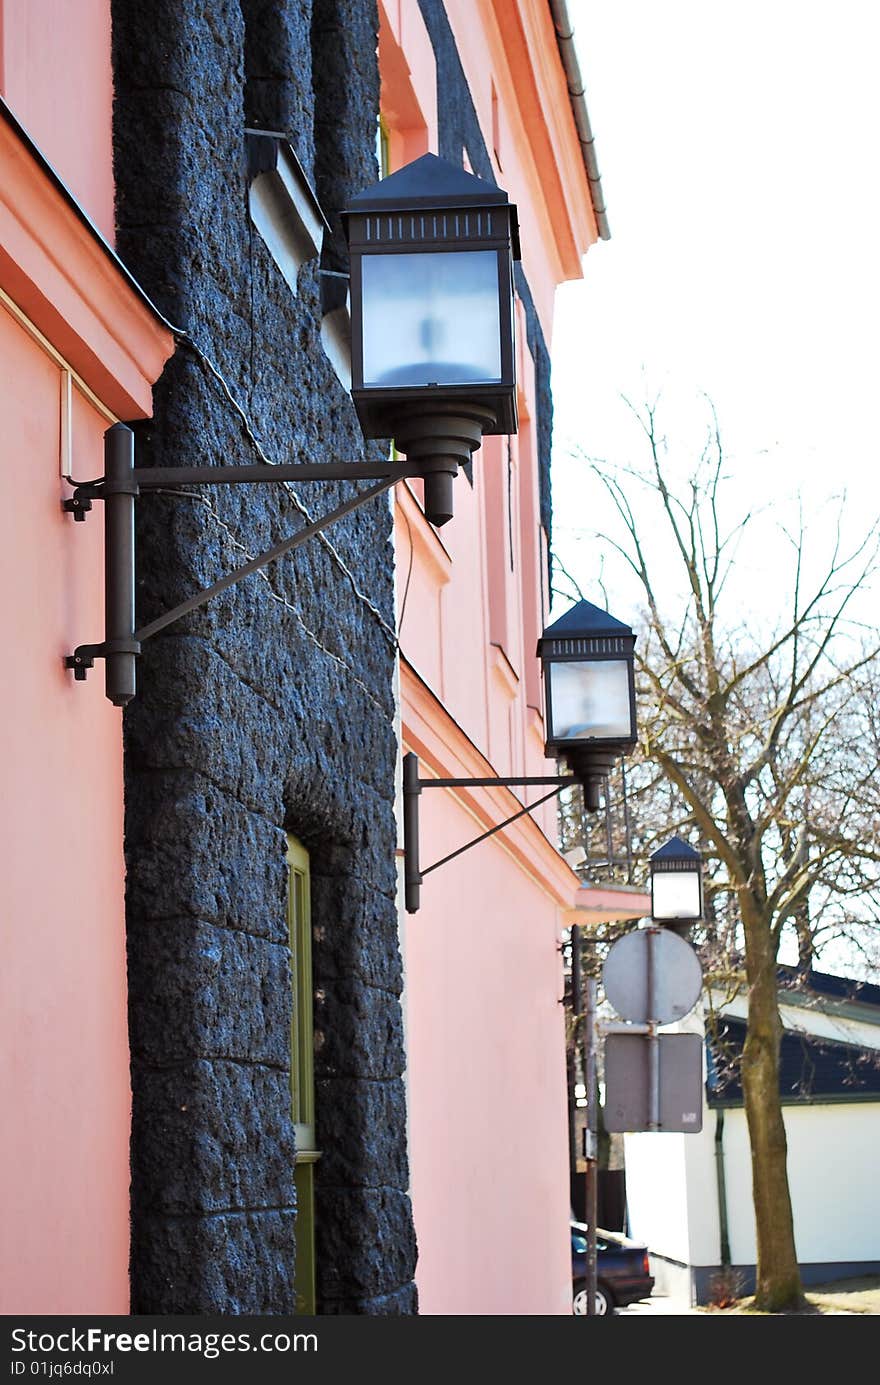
[313,976,406,1082]
[131,1059,297,1216]
[127,917,292,1067]
[131,1208,297,1315]
[313,1076,410,1189]
[315,1186,417,1302]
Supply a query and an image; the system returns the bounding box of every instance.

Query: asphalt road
[616,1295,702,1315]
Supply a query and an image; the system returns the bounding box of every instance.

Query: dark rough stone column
[241,0,314,159]
[416,0,555,541]
[308,0,418,1314]
[112,0,416,1313]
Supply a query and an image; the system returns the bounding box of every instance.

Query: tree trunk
[740,906,806,1311]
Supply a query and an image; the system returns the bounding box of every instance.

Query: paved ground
[615,1281,880,1315]
[616,1295,702,1315]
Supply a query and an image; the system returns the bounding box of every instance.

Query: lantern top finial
[540,599,634,642]
[346,152,510,213]
[537,600,636,662]
[650,836,702,865]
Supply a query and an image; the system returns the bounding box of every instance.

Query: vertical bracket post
[103,424,140,706]
[402,751,422,914]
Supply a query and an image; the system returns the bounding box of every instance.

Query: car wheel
[573,1281,613,1315]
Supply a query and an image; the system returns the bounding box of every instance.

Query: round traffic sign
[602,927,702,1024]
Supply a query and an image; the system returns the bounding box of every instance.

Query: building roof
[776,966,880,1010]
[707,967,880,1106]
[706,1013,880,1106]
[547,0,610,239]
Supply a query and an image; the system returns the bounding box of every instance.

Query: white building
[620,969,880,1306]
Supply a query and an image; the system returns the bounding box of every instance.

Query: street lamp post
[584,973,599,1317]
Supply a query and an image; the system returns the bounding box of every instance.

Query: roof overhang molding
[485,0,600,273]
[562,884,651,926]
[0,98,175,417]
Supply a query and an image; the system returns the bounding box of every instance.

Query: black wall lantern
[402,599,638,913]
[536,599,637,810]
[649,836,704,933]
[343,152,520,526]
[63,153,521,704]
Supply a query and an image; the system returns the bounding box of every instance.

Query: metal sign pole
[570,922,583,1190]
[647,927,660,1131]
[584,975,599,1317]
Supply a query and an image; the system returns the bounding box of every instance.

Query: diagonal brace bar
[421,783,565,876]
[401,751,572,914]
[65,424,421,704]
[134,475,398,644]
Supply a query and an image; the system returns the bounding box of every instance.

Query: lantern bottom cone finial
[391,403,497,526]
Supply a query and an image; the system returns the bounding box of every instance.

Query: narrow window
[377,113,391,179]
[288,834,319,1315]
[491,81,502,170]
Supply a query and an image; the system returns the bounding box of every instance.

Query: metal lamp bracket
[64,422,425,705]
[402,750,591,914]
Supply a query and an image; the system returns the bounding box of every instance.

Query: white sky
[548,3,880,978]
[550,0,880,624]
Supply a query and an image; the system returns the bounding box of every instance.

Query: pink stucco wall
[0,308,131,1314]
[0,0,115,242]
[0,2,172,1313]
[381,0,600,1312]
[403,786,572,1316]
[443,0,597,345]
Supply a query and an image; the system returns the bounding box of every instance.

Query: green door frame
[288,835,319,1314]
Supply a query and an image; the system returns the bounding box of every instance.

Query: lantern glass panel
[549,659,633,741]
[361,249,502,387]
[652,871,702,921]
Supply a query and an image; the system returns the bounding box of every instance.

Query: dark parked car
[571,1222,655,1315]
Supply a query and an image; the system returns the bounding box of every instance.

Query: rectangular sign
[603,1032,703,1133]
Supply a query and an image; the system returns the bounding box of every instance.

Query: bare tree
[558,397,880,1312]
